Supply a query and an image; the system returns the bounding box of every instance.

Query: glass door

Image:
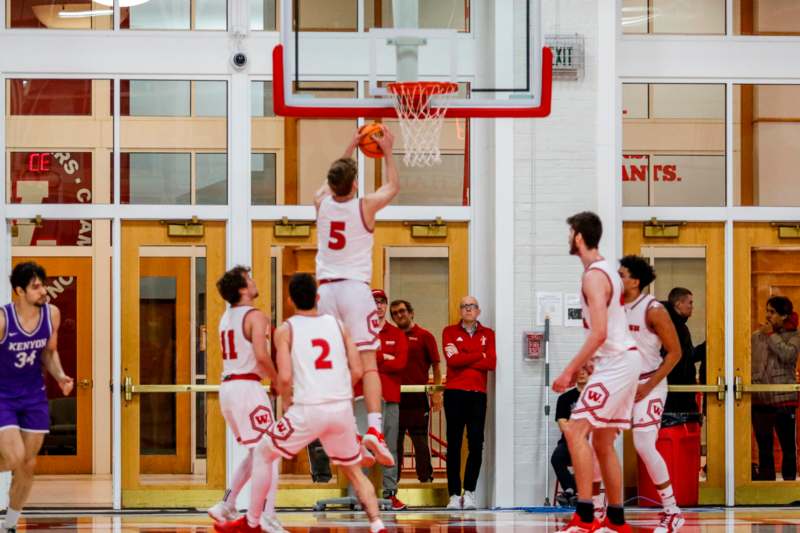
[622,222,726,504]
[121,221,226,507]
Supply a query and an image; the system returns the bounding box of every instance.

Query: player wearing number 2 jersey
[314,125,400,467]
[209,266,286,533]
[0,262,73,533]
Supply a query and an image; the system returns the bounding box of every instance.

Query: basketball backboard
[272,0,552,119]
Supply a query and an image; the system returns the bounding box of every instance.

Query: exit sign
[545,34,584,81]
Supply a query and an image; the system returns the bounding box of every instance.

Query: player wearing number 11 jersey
[314,125,400,466]
[0,262,73,533]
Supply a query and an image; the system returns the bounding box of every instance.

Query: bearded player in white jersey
[314,125,399,466]
[554,211,640,533]
[208,266,286,533]
[618,255,684,533]
[216,273,388,533]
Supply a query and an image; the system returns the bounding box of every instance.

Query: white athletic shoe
[653,511,685,533]
[362,428,395,467]
[461,490,477,510]
[207,500,238,523]
[446,494,462,510]
[260,514,290,533]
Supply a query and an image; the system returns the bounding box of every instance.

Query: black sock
[576,500,594,523]
[607,505,625,525]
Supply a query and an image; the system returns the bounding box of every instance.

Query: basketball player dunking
[208,266,286,533]
[554,212,640,533]
[314,125,399,466]
[619,255,684,533]
[216,273,387,533]
[0,262,73,533]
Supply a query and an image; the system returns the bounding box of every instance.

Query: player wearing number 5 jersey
[208,266,286,533]
[0,262,73,533]
[314,125,400,467]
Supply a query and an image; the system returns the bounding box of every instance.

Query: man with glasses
[441,296,496,510]
[390,299,441,487]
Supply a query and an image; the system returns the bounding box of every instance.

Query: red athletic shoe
[556,513,602,532]
[362,427,395,466]
[389,494,407,511]
[601,517,633,532]
[356,434,376,468]
[213,516,260,533]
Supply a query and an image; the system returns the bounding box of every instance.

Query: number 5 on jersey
[328,221,346,250]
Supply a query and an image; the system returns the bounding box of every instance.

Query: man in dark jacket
[662,287,704,417]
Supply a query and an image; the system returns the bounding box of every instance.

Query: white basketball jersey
[316,196,373,283]
[287,314,353,405]
[580,259,637,359]
[218,306,263,378]
[625,294,664,374]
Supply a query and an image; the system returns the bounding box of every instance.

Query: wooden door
[138,257,192,474]
[734,223,800,504]
[623,222,726,504]
[12,256,93,474]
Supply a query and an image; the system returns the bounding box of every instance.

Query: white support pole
[724,219,735,506]
[111,216,122,510]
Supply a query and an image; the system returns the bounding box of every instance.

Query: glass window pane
[251,82,275,118]
[295,0,356,31]
[6,79,113,204]
[195,0,226,30]
[195,82,227,117]
[196,153,227,205]
[735,0,800,35]
[621,0,725,35]
[121,79,227,205]
[12,218,94,246]
[122,153,191,204]
[622,83,726,207]
[125,81,191,117]
[252,153,277,205]
[734,85,800,206]
[125,0,189,29]
[366,0,469,31]
[7,1,113,29]
[250,0,276,30]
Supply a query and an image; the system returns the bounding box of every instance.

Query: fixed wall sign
[545,34,584,81]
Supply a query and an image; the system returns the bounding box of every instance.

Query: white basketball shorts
[571,350,641,430]
[220,379,274,447]
[631,371,667,432]
[317,279,380,352]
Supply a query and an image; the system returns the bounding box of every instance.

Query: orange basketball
[358,123,385,159]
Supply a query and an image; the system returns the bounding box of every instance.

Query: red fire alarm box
[524,331,544,361]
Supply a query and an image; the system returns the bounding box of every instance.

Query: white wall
[512,0,601,506]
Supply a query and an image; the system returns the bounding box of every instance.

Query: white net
[388,82,458,167]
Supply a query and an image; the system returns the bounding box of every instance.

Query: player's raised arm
[248,309,277,383]
[41,305,73,396]
[274,322,293,406]
[314,129,364,211]
[362,126,399,218]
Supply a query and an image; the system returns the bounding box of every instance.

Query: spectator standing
[751,295,800,481]
[390,299,441,486]
[662,288,702,418]
[442,296,496,510]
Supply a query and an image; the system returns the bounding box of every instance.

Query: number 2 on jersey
[312,338,332,369]
[220,330,238,360]
[328,221,346,250]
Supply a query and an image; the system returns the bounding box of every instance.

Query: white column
[227,0,254,509]
[491,0,516,509]
[598,0,619,260]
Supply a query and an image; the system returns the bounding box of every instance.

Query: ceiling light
[58,9,112,18]
[93,0,152,7]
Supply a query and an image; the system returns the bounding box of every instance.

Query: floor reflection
[10,508,800,531]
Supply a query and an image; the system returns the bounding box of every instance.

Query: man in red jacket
[442,296,496,510]
[353,289,409,510]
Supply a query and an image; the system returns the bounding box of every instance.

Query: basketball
[358,123,385,159]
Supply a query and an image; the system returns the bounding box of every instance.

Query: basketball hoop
[387,81,458,167]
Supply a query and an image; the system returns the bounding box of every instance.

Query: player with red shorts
[554,212,640,533]
[208,266,285,533]
[215,273,387,533]
[314,125,399,466]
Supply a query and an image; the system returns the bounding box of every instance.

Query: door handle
[666,375,726,401]
[78,378,93,390]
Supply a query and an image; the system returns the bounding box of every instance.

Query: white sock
[369,518,386,532]
[264,458,280,516]
[657,485,678,512]
[224,450,253,504]
[367,413,383,433]
[3,508,21,528]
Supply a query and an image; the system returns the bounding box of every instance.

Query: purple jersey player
[0,262,72,533]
